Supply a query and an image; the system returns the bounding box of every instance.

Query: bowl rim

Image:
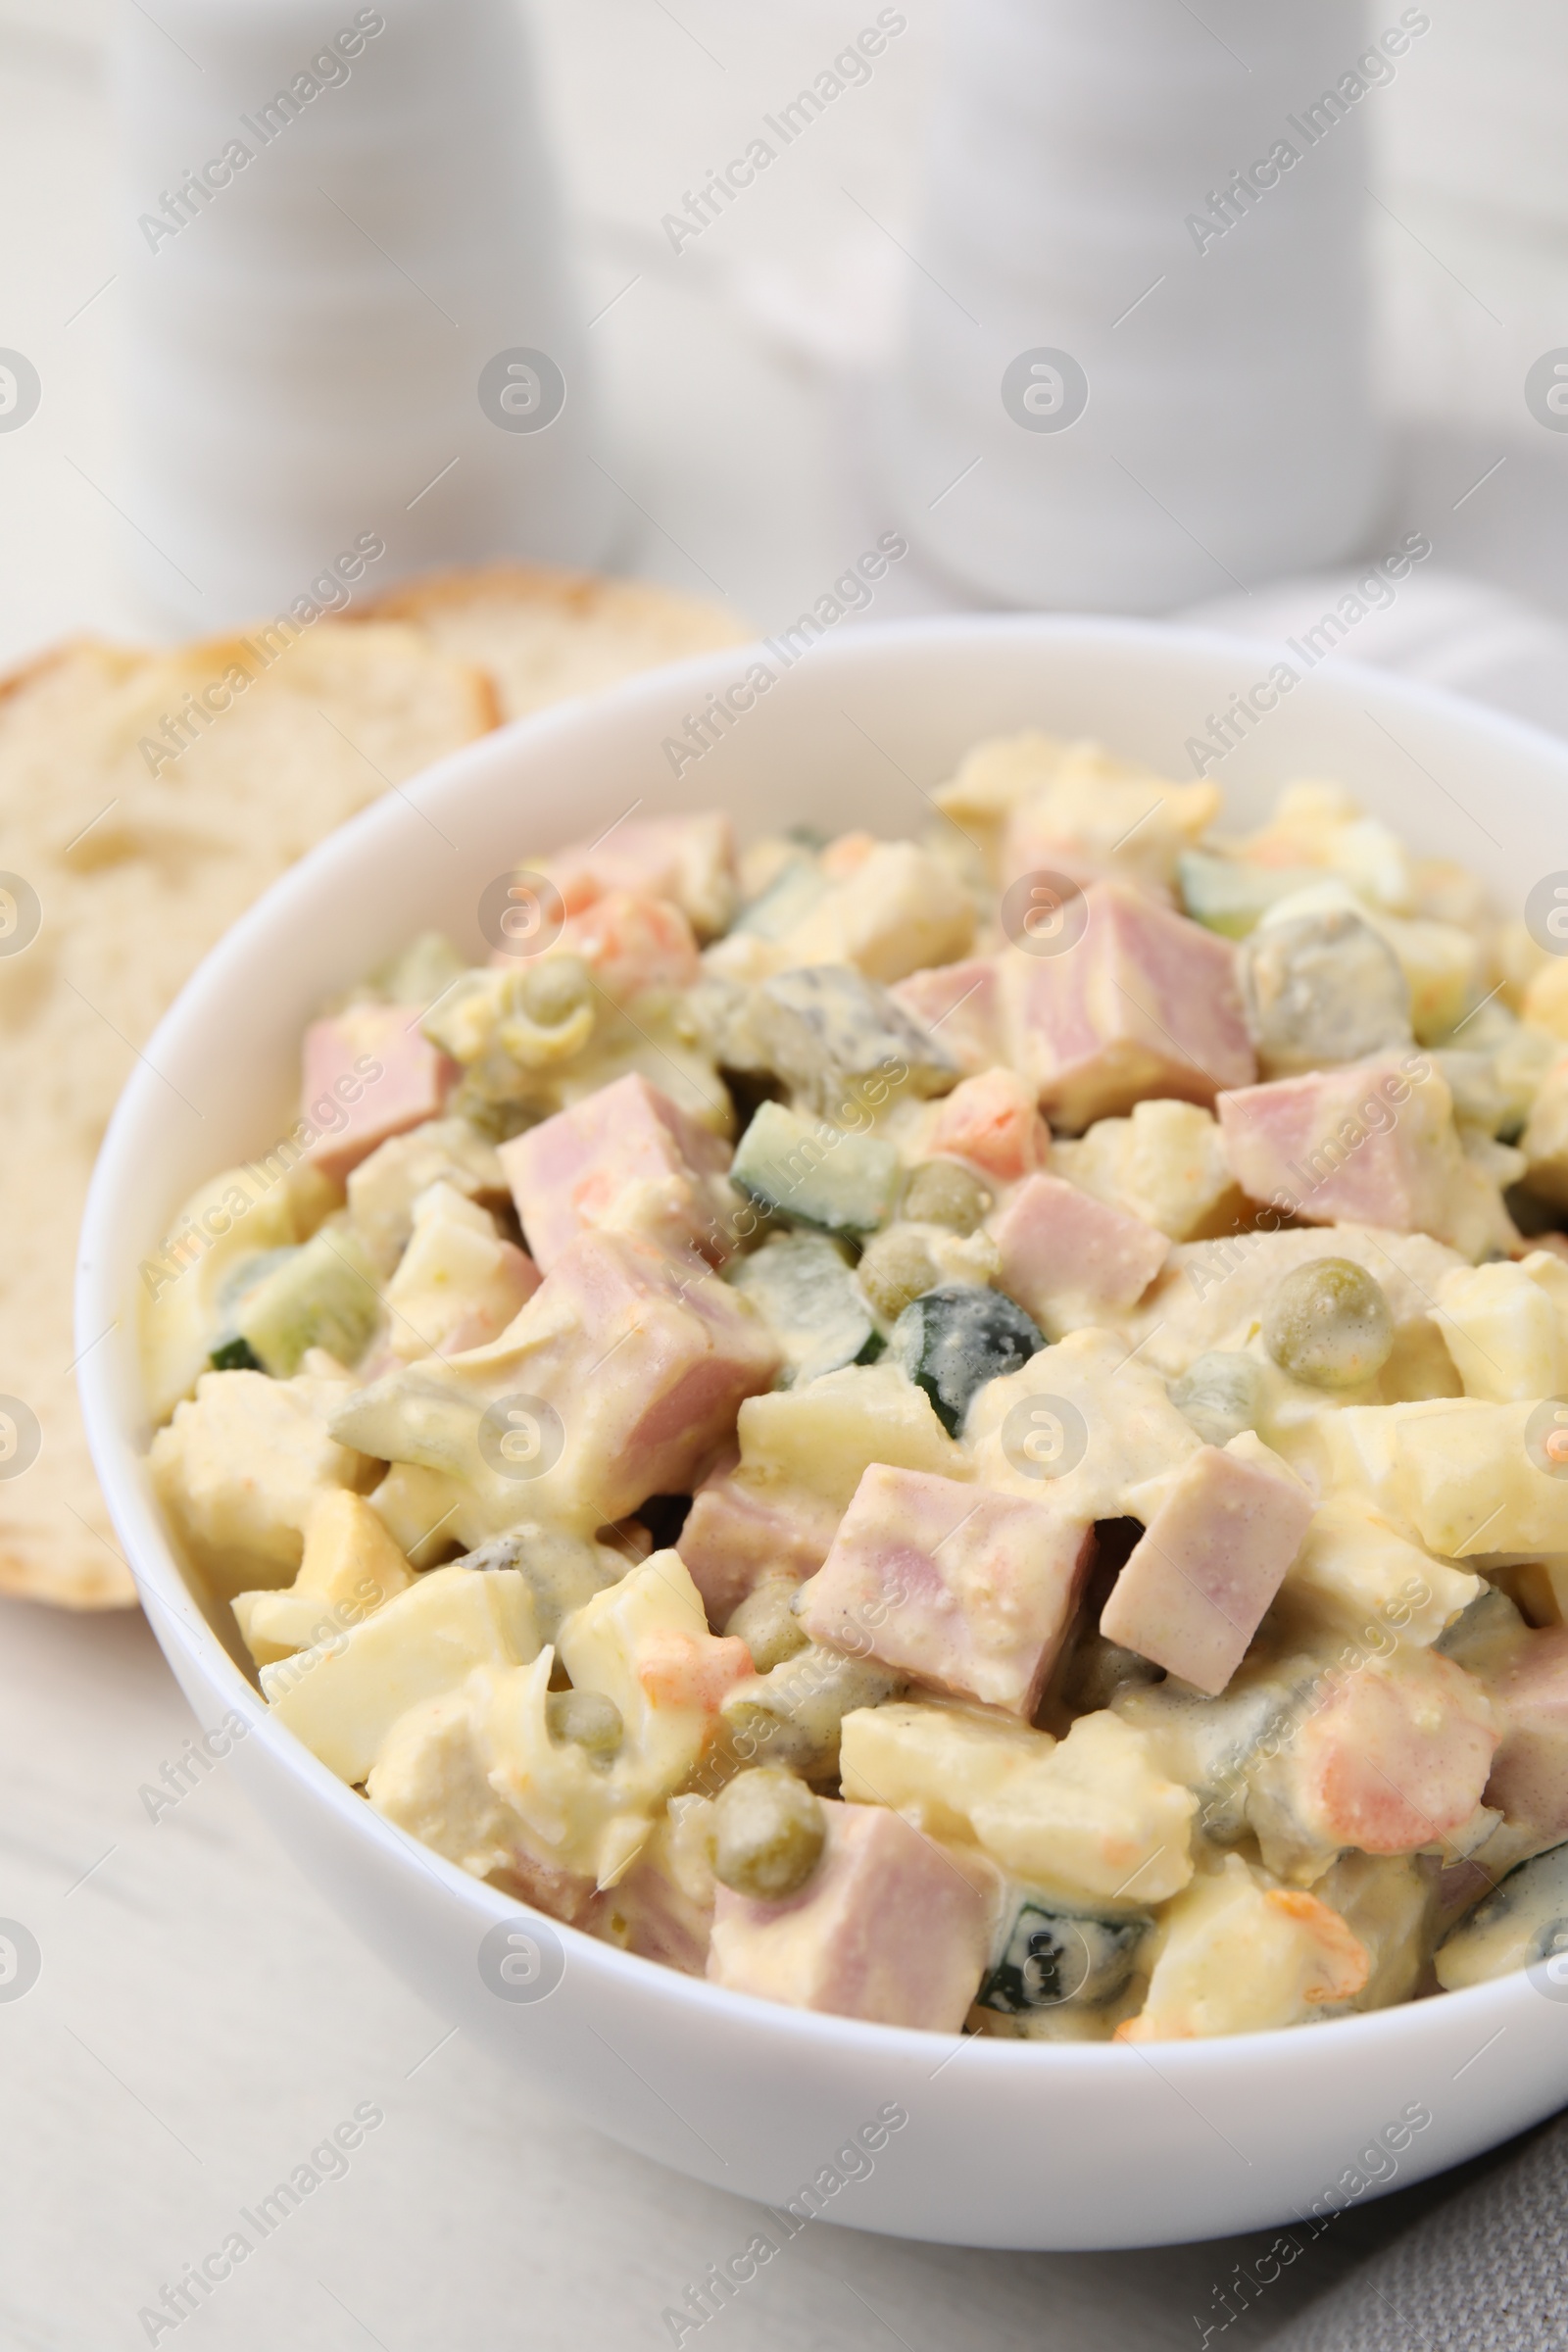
[75,608,1566,2080]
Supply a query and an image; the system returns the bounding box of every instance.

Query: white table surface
[1,7,1563,2346]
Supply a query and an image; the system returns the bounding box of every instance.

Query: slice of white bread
[0,566,749,1609]
[356,563,751,722]
[0,624,497,1608]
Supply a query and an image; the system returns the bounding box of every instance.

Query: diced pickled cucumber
[888,1283,1044,1436]
[209,1336,263,1373]
[236,1226,383,1377]
[1436,1841,1568,1989]
[978,1896,1151,2015]
[726,1231,878,1386]
[1177,850,1323,939]
[750,964,957,1117]
[731,857,830,941]
[1167,1350,1266,1446]
[732,1102,901,1237]
[720,1644,903,1780]
[452,1525,622,1642]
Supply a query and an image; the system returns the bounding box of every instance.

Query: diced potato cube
[839,1699,1053,1846]
[966,1326,1201,1527]
[1438,1253,1568,1402]
[1319,1399,1568,1559]
[737,1363,967,1510]
[263,1563,538,1783]
[1117,1855,1369,2040]
[1280,1492,1480,1646]
[1051,1100,1246,1243]
[967,1711,1197,1904]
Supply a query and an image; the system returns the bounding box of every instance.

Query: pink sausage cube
[891,957,1005,1077]
[1484,1628,1568,1842]
[798,1464,1095,1717]
[990,1171,1168,1330]
[1006,881,1254,1131]
[1100,1441,1314,1694]
[707,1797,997,2032]
[1288,1648,1497,1855]
[1216,1055,1449,1231]
[923,1069,1051,1184]
[540,811,737,936]
[301,1004,457,1183]
[514,1231,782,1521]
[499,1072,734,1272]
[677,1447,842,1627]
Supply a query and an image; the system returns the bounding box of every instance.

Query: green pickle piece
[236,1226,383,1378]
[731,1101,901,1238]
[1176,850,1323,939]
[888,1283,1045,1437]
[978,1897,1152,2016]
[726,1231,878,1387]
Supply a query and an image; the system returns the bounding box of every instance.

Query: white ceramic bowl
[78,617,1568,2251]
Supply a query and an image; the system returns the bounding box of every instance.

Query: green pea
[902,1160,993,1235]
[711,1766,825,1900]
[724,1578,808,1674]
[1263,1257,1394,1390]
[545,1688,623,1759]
[1168,1350,1267,1446]
[858,1226,939,1323]
[518,955,591,1027]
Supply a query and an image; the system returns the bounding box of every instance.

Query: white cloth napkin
[1261,2111,1567,2350]
[1182,567,1568,742]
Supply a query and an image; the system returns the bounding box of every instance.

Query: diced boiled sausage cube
[990,1171,1169,1331]
[499,1071,734,1272]
[1215,1054,1517,1258]
[516,1232,782,1520]
[890,957,1005,1077]
[1484,1627,1568,1842]
[492,889,700,998]
[676,1447,842,1626]
[337,1231,783,1534]
[1006,882,1253,1131]
[707,1796,997,2031]
[797,1463,1095,1717]
[538,812,737,938]
[1100,1435,1314,1694]
[301,1004,457,1183]
[1287,1648,1497,1855]
[923,1069,1051,1183]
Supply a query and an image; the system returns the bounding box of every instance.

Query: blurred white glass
[113,0,612,630]
[878,0,1389,610]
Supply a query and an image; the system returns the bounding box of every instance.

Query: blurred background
[5,0,1568,669]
